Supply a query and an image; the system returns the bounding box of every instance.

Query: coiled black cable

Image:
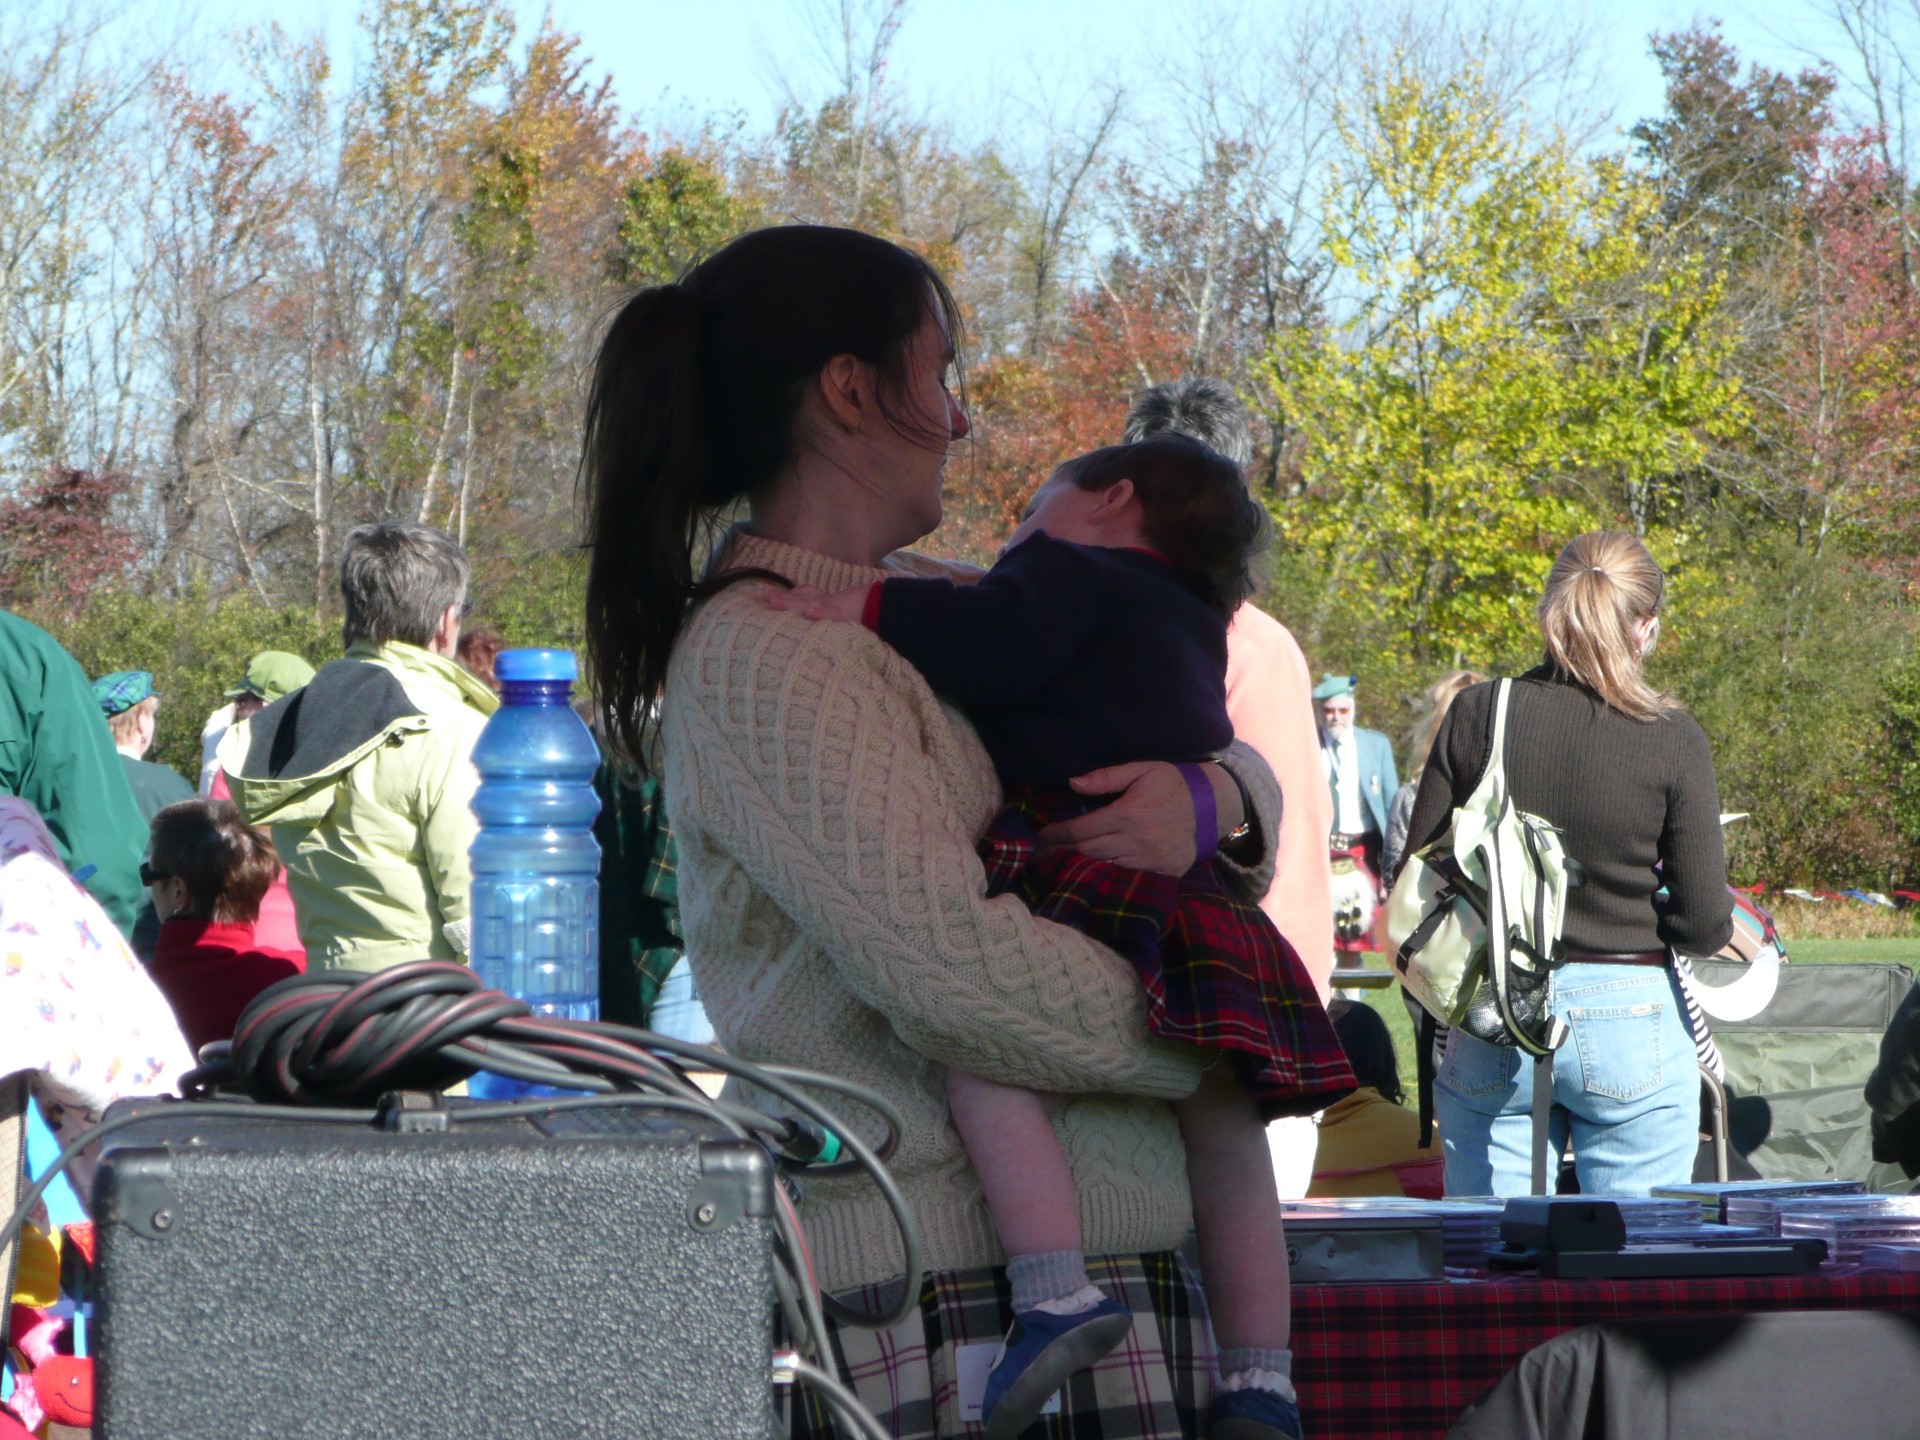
[13,962,922,1440]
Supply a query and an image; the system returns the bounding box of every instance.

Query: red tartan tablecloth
[1292,1267,1920,1440]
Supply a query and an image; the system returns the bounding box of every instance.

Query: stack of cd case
[1434,1201,1505,1272]
[1609,1197,1700,1240]
[1764,1196,1920,1264]
[1722,1189,1891,1234]
[1651,1179,1867,1224]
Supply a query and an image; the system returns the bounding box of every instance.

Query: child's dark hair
[149,799,280,924]
[1065,433,1269,623]
[1327,998,1404,1105]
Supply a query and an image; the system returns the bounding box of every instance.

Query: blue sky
[196,0,1847,147]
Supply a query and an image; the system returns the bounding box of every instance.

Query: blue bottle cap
[494,648,578,683]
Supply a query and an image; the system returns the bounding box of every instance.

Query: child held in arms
[764,433,1354,1440]
[144,800,303,1053]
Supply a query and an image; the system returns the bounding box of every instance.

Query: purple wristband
[1178,762,1218,867]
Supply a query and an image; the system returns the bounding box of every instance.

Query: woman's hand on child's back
[760,582,868,624]
[1036,761,1241,876]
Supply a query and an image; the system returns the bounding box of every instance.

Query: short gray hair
[1124,377,1253,470]
[339,521,470,651]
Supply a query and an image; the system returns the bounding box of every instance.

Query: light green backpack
[1383,678,1573,1191]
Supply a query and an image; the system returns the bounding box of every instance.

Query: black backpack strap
[1530,1051,1554,1195]
[1417,1008,1438,1149]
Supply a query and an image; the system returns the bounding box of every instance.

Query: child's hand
[760,582,868,624]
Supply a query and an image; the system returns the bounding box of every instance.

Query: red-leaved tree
[1757,132,1920,582]
[0,468,141,619]
[946,286,1192,563]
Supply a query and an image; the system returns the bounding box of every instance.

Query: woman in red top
[144,800,303,1054]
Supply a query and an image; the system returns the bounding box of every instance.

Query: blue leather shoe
[981,1297,1133,1439]
[1212,1385,1305,1440]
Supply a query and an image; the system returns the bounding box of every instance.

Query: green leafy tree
[1888,651,1920,870]
[613,149,757,287]
[1258,62,1742,684]
[41,587,335,781]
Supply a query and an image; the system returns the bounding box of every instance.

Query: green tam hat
[225,651,315,703]
[92,670,158,717]
[1311,674,1357,703]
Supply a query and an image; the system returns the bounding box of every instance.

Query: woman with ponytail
[1403,531,1734,1197]
[581,226,1287,1439]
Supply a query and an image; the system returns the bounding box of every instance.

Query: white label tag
[955,1341,1063,1423]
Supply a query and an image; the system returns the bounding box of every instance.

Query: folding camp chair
[1698,1064,1730,1183]
[1689,958,1916,1189]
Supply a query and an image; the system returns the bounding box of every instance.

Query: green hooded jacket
[228,640,497,972]
[0,609,146,934]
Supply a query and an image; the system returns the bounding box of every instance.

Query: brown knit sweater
[661,532,1282,1292]
[1405,664,1734,958]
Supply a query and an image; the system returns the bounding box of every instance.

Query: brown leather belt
[1560,949,1667,967]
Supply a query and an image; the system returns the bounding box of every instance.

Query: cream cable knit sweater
[662,532,1284,1292]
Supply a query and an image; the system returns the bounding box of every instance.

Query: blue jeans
[1434,962,1699,1197]
[649,957,717,1045]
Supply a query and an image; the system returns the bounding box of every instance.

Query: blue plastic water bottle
[467,648,602,1100]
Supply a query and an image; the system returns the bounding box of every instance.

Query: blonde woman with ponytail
[1401,532,1734,1197]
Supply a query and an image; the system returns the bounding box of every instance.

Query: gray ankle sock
[1218,1347,1296,1404]
[1007,1250,1091,1312]
[1217,1348,1292,1380]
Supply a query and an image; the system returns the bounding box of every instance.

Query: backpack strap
[1486,678,1514,787]
[1481,684,1516,1025]
[1416,1009,1439,1149]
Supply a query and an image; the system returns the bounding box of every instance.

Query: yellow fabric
[1308,1086,1435,1198]
[10,1222,59,1308]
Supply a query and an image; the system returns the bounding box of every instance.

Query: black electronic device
[1487,1237,1828,1279]
[90,1096,776,1440]
[1499,1197,1628,1253]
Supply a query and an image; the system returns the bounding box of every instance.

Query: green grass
[1335,936,1920,1102]
[1789,938,1920,966]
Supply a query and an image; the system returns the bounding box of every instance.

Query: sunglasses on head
[139,861,171,886]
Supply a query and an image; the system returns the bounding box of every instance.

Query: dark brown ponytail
[580,225,964,768]
[581,284,709,772]
[149,799,279,923]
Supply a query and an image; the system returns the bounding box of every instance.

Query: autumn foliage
[0,468,139,619]
[6,6,1920,885]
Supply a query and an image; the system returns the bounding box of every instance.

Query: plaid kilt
[980,789,1355,1120]
[779,1251,1213,1440]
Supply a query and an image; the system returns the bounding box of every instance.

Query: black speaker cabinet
[90,1098,776,1439]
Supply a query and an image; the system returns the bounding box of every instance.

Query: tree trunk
[417,345,464,525]
[309,335,331,612]
[454,381,478,547]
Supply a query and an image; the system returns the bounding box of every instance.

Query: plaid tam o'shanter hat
[91,670,158,717]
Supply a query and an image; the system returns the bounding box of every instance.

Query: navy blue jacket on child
[857,529,1353,1120]
[863,532,1233,788]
